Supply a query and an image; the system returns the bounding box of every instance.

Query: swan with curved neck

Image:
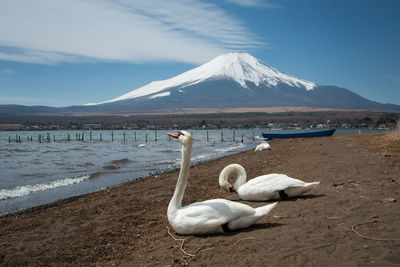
[219,164,320,201]
[167,131,277,235]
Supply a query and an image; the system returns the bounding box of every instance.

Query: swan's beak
[168,132,179,139]
[229,187,237,193]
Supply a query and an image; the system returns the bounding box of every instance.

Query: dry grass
[391,118,400,140]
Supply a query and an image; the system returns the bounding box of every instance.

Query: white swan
[219,164,320,201]
[255,142,271,151]
[167,131,277,235]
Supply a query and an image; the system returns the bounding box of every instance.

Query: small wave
[191,144,245,162]
[110,158,130,165]
[191,153,211,161]
[103,164,119,170]
[160,149,181,153]
[0,175,90,200]
[7,148,33,153]
[75,162,95,167]
[89,172,104,179]
[214,143,245,153]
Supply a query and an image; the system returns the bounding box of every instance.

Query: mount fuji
[1,52,399,116]
[79,52,398,113]
[87,52,316,106]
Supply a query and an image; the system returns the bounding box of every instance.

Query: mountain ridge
[1,52,399,116]
[86,52,316,105]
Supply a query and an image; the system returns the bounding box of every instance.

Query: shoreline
[0,147,255,219]
[1,132,400,266]
[0,131,253,217]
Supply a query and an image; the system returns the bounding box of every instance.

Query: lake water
[0,129,260,216]
[0,128,384,216]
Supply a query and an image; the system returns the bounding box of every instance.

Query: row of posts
[8,130,255,143]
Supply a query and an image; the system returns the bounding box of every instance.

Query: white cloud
[0,0,265,65]
[1,68,14,75]
[382,74,400,85]
[225,0,279,8]
[0,95,58,105]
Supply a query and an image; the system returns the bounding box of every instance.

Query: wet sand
[1,132,400,266]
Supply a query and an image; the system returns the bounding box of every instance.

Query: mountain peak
[87,52,316,105]
[204,52,316,89]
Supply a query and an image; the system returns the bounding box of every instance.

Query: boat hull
[262,129,336,139]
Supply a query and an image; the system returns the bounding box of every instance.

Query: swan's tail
[255,202,278,217]
[305,181,320,190]
[228,202,277,231]
[284,181,320,198]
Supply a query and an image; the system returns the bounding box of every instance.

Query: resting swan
[255,142,271,151]
[219,164,320,201]
[167,131,277,235]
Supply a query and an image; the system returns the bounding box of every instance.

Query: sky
[0,0,399,107]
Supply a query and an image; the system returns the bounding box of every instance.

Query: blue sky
[0,0,399,107]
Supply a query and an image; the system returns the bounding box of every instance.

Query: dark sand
[1,132,400,266]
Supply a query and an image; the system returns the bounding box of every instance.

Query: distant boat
[262,129,336,139]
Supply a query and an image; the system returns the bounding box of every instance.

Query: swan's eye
[178,131,184,136]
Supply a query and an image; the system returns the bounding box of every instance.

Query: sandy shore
[1,132,400,266]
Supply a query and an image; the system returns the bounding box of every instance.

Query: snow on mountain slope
[86,52,316,106]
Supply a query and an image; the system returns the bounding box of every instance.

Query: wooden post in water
[241,134,244,143]
[252,131,254,142]
[233,130,235,141]
[82,132,84,141]
[100,133,102,142]
[155,129,157,142]
[221,131,224,142]
[123,132,126,142]
[207,131,209,142]
[38,134,41,143]
[112,131,114,142]
[145,133,148,142]
[9,136,11,143]
[90,131,92,141]
[134,132,136,142]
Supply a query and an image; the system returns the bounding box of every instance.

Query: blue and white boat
[262,129,336,139]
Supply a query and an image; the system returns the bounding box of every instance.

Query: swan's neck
[168,142,192,213]
[233,165,247,190]
[220,164,247,191]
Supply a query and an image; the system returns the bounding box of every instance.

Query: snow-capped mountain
[1,52,399,117]
[86,52,316,105]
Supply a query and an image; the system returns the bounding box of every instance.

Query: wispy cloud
[0,0,265,65]
[382,74,400,85]
[225,0,280,8]
[1,68,14,75]
[0,95,58,105]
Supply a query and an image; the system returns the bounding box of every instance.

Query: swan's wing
[247,174,306,191]
[170,199,255,234]
[238,174,306,200]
